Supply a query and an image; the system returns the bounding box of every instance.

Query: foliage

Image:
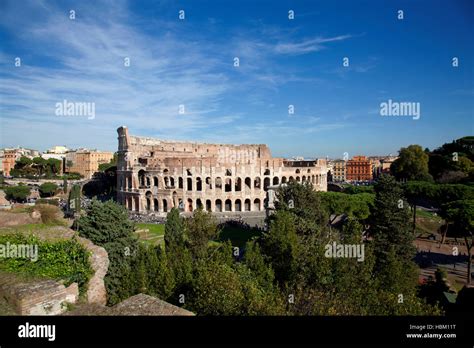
[4,185,31,202]
[39,182,58,198]
[76,199,138,305]
[0,234,92,295]
[34,204,61,224]
[391,144,432,181]
[318,191,374,220]
[185,208,220,259]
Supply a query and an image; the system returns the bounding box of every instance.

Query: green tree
[370,175,417,294]
[76,199,138,305]
[68,184,82,214]
[164,208,186,249]
[261,210,300,286]
[39,182,58,197]
[63,178,68,194]
[275,181,327,236]
[186,208,220,259]
[391,145,432,181]
[442,200,474,284]
[4,185,31,202]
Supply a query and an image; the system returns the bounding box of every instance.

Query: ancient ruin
[116,126,327,215]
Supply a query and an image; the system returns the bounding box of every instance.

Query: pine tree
[369,174,417,293]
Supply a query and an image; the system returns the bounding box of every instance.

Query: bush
[39,182,58,198]
[4,185,31,202]
[35,198,59,206]
[35,204,61,224]
[0,234,93,295]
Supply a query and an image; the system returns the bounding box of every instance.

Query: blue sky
[0,0,473,158]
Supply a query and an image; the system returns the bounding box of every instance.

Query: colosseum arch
[253,198,261,211]
[215,199,222,212]
[187,198,193,212]
[244,199,251,211]
[225,178,232,192]
[206,199,212,212]
[225,199,232,211]
[154,198,159,211]
[263,177,270,190]
[205,177,212,190]
[138,170,146,187]
[215,177,222,190]
[282,176,287,184]
[196,177,202,191]
[254,177,261,189]
[245,177,251,190]
[264,169,270,175]
[187,178,193,191]
[178,177,183,189]
[235,199,242,212]
[235,178,242,191]
[273,177,279,185]
[162,199,168,212]
[153,177,159,187]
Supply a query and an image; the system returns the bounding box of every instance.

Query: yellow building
[65,150,114,179]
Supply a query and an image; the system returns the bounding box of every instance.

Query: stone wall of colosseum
[116,126,327,215]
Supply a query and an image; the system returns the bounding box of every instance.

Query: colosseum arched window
[264,177,270,191]
[254,198,261,211]
[187,178,193,191]
[273,177,279,185]
[254,177,261,189]
[215,199,222,212]
[245,177,251,190]
[154,199,159,212]
[225,199,232,211]
[162,199,168,212]
[244,199,251,211]
[296,169,300,174]
[215,177,222,190]
[235,178,242,191]
[282,176,287,184]
[179,177,183,189]
[225,169,232,176]
[153,177,159,187]
[206,199,211,212]
[235,199,242,212]
[264,169,270,175]
[225,178,232,192]
[205,177,212,189]
[196,177,202,191]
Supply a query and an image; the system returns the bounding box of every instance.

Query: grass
[218,225,262,248]
[135,223,165,246]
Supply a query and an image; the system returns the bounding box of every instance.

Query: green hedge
[0,234,93,295]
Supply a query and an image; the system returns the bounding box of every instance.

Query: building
[346,156,372,182]
[332,159,346,182]
[65,150,114,179]
[116,126,327,215]
[46,146,69,154]
[1,149,20,177]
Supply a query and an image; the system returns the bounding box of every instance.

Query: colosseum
[116,126,327,216]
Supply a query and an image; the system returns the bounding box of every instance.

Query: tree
[442,200,474,284]
[186,208,220,259]
[275,181,327,236]
[164,208,186,249]
[47,158,61,175]
[4,185,31,202]
[391,145,432,181]
[39,182,58,198]
[369,175,418,294]
[76,199,138,305]
[68,184,82,214]
[403,181,438,234]
[261,210,300,286]
[63,178,68,194]
[188,260,245,315]
[32,157,47,176]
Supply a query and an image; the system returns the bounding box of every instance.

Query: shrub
[35,204,61,224]
[35,198,59,206]
[0,234,93,295]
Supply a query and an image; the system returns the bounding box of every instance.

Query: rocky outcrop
[64,294,195,316]
[76,236,109,305]
[0,272,78,315]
